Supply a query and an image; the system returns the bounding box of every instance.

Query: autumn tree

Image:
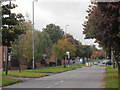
[53,39,76,65]
[83,0,120,77]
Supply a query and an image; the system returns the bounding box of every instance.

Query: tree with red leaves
[83,1,120,75]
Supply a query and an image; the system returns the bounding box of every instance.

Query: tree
[12,21,53,68]
[34,30,53,66]
[76,43,92,64]
[63,33,79,47]
[53,39,76,61]
[42,23,64,43]
[83,1,120,77]
[1,1,25,75]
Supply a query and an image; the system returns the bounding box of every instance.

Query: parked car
[98,60,100,63]
[102,61,106,64]
[102,60,110,65]
[94,62,98,65]
[106,61,113,65]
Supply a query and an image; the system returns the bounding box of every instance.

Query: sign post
[66,51,70,67]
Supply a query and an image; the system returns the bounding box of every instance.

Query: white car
[94,62,98,65]
[102,60,110,65]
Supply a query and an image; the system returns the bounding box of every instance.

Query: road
[4,65,106,88]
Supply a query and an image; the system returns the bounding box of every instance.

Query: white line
[55,82,59,85]
[46,86,51,88]
[60,80,64,83]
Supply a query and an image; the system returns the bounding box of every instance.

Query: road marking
[55,82,59,85]
[46,86,51,88]
[60,80,64,83]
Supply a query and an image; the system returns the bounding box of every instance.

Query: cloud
[12,0,100,48]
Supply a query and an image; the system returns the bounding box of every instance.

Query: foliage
[42,23,64,43]
[53,39,77,60]
[92,51,105,59]
[63,33,79,47]
[1,1,25,47]
[12,21,53,66]
[35,30,53,60]
[83,1,120,64]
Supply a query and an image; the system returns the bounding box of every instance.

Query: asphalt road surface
[4,65,106,88]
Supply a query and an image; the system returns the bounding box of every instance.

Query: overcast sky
[10,0,100,48]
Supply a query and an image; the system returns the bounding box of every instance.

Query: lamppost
[64,25,69,68]
[65,25,69,39]
[32,0,38,70]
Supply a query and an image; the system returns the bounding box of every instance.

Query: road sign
[66,51,70,58]
[42,54,46,57]
[66,52,69,55]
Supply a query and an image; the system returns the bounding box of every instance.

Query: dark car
[98,60,100,63]
[106,61,113,65]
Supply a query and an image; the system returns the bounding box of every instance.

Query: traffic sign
[42,54,46,57]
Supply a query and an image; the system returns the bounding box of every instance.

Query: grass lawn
[104,65,118,88]
[2,71,49,78]
[2,77,22,87]
[23,64,84,73]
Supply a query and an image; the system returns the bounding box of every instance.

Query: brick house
[0,46,28,70]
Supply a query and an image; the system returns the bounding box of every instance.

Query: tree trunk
[19,58,21,73]
[56,58,57,67]
[64,55,66,68]
[64,59,66,68]
[118,61,120,89]
[5,47,9,75]
[112,51,115,68]
[83,57,85,64]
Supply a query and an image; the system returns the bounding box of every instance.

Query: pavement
[3,65,106,88]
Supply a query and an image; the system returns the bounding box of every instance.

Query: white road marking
[60,80,64,83]
[55,82,59,85]
[46,86,51,88]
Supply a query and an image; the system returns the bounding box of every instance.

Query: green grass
[105,65,118,88]
[2,77,22,87]
[2,71,49,78]
[23,64,84,73]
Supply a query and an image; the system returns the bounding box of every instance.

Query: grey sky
[11,0,100,48]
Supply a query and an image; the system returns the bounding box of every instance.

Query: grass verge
[104,65,118,88]
[2,77,22,87]
[23,64,84,73]
[2,71,49,78]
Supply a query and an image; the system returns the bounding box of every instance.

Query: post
[32,1,35,70]
[64,25,69,68]
[118,61,120,89]
[56,58,57,66]
[5,47,9,75]
[64,55,66,68]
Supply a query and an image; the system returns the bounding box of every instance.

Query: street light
[65,25,69,39]
[32,0,38,70]
[64,25,69,68]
